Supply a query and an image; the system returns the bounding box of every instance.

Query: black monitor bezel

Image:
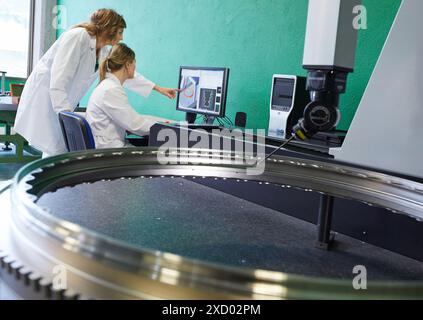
[176,66,230,118]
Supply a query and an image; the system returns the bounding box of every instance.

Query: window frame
[6,0,56,82]
[27,0,36,77]
[0,0,34,81]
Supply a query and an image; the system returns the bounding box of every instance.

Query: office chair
[58,111,96,152]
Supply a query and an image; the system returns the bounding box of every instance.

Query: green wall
[57,0,401,130]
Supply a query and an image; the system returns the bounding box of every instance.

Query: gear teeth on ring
[39,278,53,299]
[10,261,24,279]
[17,267,32,283]
[3,256,16,274]
[28,272,42,292]
[63,289,80,300]
[0,252,83,300]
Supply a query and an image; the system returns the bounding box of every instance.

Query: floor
[0,143,30,183]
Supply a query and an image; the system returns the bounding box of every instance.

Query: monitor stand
[203,116,216,125]
[185,112,217,125]
[185,112,197,124]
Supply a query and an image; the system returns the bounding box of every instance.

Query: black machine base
[2,143,12,151]
[315,233,336,250]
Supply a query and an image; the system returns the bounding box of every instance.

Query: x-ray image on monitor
[199,88,217,111]
[179,76,200,110]
[177,67,229,118]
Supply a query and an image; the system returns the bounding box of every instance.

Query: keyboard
[187,124,222,130]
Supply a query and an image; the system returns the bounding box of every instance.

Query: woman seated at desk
[86,43,172,149]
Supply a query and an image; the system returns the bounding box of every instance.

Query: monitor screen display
[271,77,295,112]
[177,67,229,117]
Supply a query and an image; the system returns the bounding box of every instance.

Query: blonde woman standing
[14,9,177,157]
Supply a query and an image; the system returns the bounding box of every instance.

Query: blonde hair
[74,9,126,41]
[99,43,136,82]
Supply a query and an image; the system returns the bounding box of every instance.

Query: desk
[0,97,18,123]
[149,122,332,161]
[0,97,41,163]
[126,134,149,147]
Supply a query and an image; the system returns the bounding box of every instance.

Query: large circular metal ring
[3,147,423,299]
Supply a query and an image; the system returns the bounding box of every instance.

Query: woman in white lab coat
[86,43,169,149]
[14,9,177,157]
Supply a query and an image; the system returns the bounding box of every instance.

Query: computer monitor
[176,66,229,122]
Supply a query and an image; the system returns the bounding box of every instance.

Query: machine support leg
[3,125,12,151]
[315,194,335,250]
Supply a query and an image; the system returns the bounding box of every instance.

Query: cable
[224,116,234,126]
[219,116,232,127]
[220,118,229,127]
[265,136,295,160]
[256,136,295,167]
[228,116,234,126]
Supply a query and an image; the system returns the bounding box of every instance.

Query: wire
[265,136,295,160]
[218,116,232,127]
[256,136,295,167]
[224,116,234,126]
[220,118,229,126]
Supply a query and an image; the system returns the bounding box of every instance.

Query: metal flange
[1,147,423,299]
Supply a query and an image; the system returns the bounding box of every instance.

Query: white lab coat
[14,27,156,155]
[86,73,168,149]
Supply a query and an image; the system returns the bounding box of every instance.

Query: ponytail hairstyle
[74,8,126,41]
[99,43,136,82]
